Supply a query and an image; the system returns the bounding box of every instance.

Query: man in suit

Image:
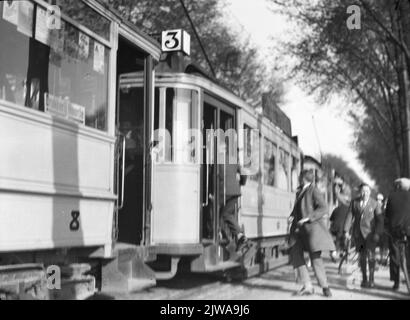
[330,177,352,254]
[385,178,410,290]
[288,169,335,297]
[343,183,383,288]
[218,142,248,253]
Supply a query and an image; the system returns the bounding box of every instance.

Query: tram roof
[120,71,300,150]
[92,0,162,59]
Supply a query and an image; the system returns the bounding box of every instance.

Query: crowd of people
[287,170,410,297]
[219,159,410,298]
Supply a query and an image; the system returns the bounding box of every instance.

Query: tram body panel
[240,180,295,238]
[238,105,300,239]
[0,192,114,252]
[0,102,115,253]
[241,180,259,215]
[0,105,114,194]
[151,164,200,244]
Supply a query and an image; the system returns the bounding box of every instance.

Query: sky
[223,0,374,186]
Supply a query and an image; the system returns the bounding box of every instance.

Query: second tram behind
[117,51,302,279]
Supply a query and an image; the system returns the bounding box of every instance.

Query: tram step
[201,260,242,272]
[61,263,92,279]
[101,243,156,293]
[227,255,289,280]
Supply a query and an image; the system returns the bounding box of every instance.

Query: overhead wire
[178,0,217,78]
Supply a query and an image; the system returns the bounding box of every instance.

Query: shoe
[392,282,399,290]
[361,280,370,288]
[368,281,375,288]
[322,287,332,297]
[218,238,230,246]
[236,236,248,252]
[293,286,314,296]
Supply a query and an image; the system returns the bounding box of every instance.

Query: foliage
[271,0,410,193]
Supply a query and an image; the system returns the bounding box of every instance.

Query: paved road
[94,258,410,300]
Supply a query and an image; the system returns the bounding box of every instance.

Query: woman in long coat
[288,169,335,297]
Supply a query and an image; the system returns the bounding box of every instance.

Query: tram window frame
[243,124,259,182]
[0,0,112,132]
[154,88,160,132]
[263,137,277,187]
[118,86,144,154]
[160,87,199,164]
[278,147,290,191]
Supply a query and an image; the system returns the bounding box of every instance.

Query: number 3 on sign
[161,29,191,56]
[163,31,180,50]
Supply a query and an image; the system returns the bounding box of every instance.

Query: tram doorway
[115,36,147,245]
[202,104,216,240]
[202,98,236,243]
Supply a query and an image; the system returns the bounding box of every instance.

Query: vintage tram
[1,0,302,299]
[116,50,302,281]
[0,0,161,299]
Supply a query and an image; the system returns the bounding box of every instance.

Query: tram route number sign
[161,29,190,56]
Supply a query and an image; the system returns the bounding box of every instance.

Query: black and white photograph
[1,0,410,305]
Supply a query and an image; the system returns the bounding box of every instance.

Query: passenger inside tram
[0,4,110,130]
[117,88,145,245]
[218,140,249,255]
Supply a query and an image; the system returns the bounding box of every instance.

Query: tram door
[202,97,236,244]
[202,104,216,240]
[218,110,236,241]
[115,36,147,245]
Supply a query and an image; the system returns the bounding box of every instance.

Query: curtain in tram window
[278,148,289,190]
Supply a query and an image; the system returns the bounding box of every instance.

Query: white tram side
[119,52,302,279]
[0,0,161,299]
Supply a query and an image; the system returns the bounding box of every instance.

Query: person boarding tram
[218,142,251,256]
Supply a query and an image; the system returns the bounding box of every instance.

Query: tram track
[91,258,410,300]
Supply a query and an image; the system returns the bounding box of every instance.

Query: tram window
[291,156,299,192]
[119,87,144,154]
[0,2,31,106]
[278,148,290,190]
[263,138,276,186]
[164,88,198,163]
[165,89,174,162]
[154,88,159,131]
[243,124,259,182]
[0,1,110,131]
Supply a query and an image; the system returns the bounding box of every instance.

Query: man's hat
[394,178,410,191]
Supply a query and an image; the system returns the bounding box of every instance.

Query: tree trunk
[397,53,410,177]
[398,0,410,177]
